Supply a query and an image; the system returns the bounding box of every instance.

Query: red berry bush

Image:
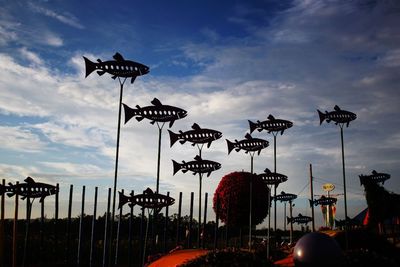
[213,171,270,226]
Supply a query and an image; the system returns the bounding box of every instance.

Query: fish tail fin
[287,216,291,225]
[226,139,235,155]
[317,110,325,125]
[172,160,181,175]
[168,130,179,147]
[118,191,129,209]
[309,199,313,207]
[122,103,136,124]
[248,120,258,134]
[83,56,97,78]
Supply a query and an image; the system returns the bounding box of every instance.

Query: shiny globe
[293,232,344,267]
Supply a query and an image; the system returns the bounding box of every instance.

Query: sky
[0,0,399,230]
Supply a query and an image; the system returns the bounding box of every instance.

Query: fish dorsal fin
[264,168,271,174]
[298,213,303,217]
[97,59,102,63]
[372,170,377,175]
[194,155,202,161]
[25,176,35,184]
[334,105,341,111]
[151,98,162,106]
[192,123,201,130]
[144,188,153,194]
[281,191,285,195]
[113,52,125,62]
[268,114,275,121]
[245,133,252,140]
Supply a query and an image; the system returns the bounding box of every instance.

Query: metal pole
[289,201,293,244]
[66,185,73,265]
[77,186,85,267]
[128,191,134,267]
[54,183,59,263]
[115,189,123,265]
[197,145,203,249]
[139,208,145,266]
[103,188,111,267]
[273,135,277,242]
[284,202,287,233]
[202,192,208,249]
[12,182,19,267]
[267,185,271,259]
[310,164,315,232]
[176,192,182,246]
[0,179,5,267]
[156,125,162,193]
[340,126,348,250]
[163,192,170,252]
[189,192,194,248]
[22,197,31,267]
[109,79,125,265]
[90,187,98,267]
[40,199,44,264]
[249,154,253,250]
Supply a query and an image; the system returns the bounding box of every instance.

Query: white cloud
[0,126,46,152]
[19,47,43,65]
[44,32,63,46]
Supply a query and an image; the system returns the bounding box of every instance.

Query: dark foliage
[213,171,270,226]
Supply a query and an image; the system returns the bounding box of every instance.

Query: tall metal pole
[156,125,163,193]
[12,183,19,267]
[0,179,5,267]
[90,187,98,267]
[273,135,277,240]
[340,126,349,249]
[310,164,315,232]
[289,201,293,244]
[109,79,126,265]
[249,154,254,250]
[197,145,203,248]
[77,186,85,267]
[283,202,287,233]
[66,185,73,266]
[267,185,271,259]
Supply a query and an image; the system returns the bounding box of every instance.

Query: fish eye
[110,65,114,69]
[105,65,108,69]
[135,67,138,71]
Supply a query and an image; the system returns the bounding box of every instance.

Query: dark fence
[0,180,240,267]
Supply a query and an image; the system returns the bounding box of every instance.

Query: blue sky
[1,0,399,229]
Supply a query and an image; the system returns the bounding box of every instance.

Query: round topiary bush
[213,171,270,226]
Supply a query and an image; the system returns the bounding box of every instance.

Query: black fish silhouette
[287,213,312,225]
[359,170,391,185]
[7,177,58,202]
[317,105,356,127]
[257,168,288,186]
[168,123,222,148]
[118,191,135,209]
[309,195,337,207]
[132,188,174,212]
[83,52,149,83]
[172,155,221,177]
[249,115,293,135]
[273,191,297,202]
[123,98,187,128]
[226,133,269,155]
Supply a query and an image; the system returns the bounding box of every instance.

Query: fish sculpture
[273,191,297,202]
[6,177,58,202]
[132,188,174,212]
[359,170,391,185]
[172,155,221,177]
[226,133,269,155]
[317,105,357,127]
[309,195,337,207]
[287,213,312,225]
[118,191,135,209]
[257,168,288,186]
[168,123,222,148]
[123,98,187,128]
[83,52,149,83]
[249,115,293,135]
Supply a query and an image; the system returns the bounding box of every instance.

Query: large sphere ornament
[213,171,270,226]
[293,232,344,267]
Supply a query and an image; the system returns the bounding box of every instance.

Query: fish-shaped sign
[133,188,174,212]
[226,133,269,155]
[168,123,222,148]
[118,191,135,209]
[273,191,297,202]
[83,52,149,83]
[7,177,58,202]
[287,213,312,225]
[172,155,221,177]
[317,105,357,127]
[359,170,391,185]
[309,195,337,207]
[249,115,293,135]
[123,98,187,128]
[257,168,288,186]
